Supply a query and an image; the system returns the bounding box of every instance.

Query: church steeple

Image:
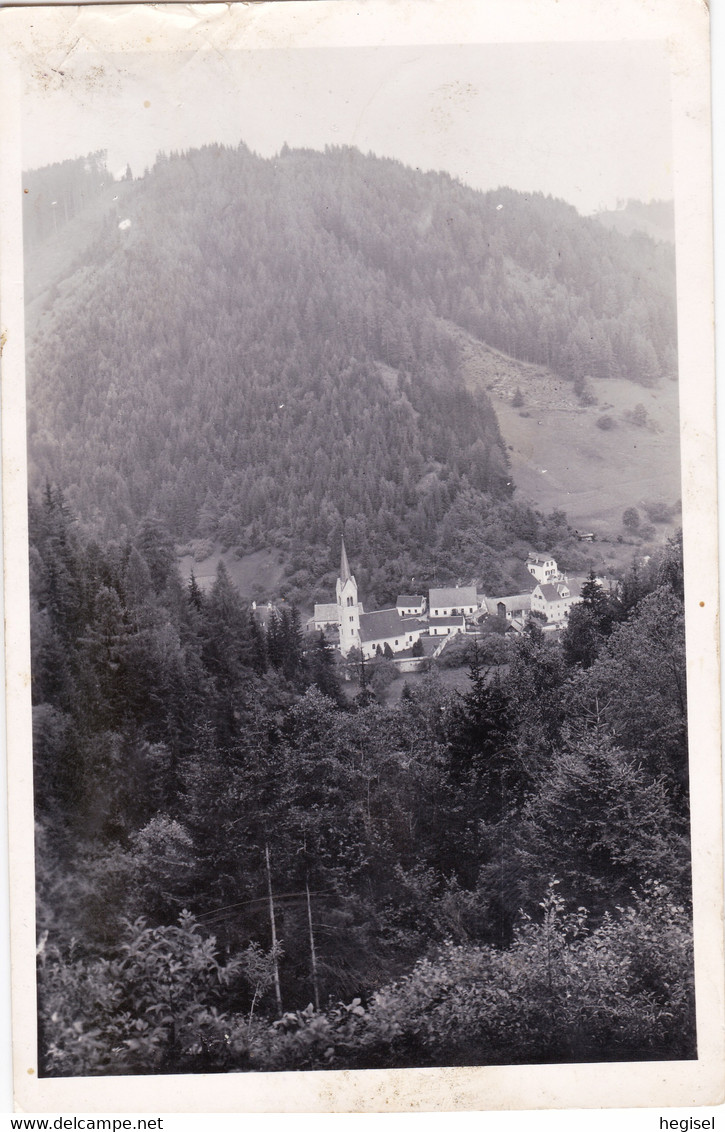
[340,537,352,585]
[336,537,360,656]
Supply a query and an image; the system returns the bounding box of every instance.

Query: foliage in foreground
[38,883,694,1076]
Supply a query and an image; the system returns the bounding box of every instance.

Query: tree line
[32,489,693,1074]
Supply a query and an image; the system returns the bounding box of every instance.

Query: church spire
[340,537,352,584]
[336,537,360,657]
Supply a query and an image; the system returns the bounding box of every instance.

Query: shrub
[574,376,597,406]
[436,636,471,668]
[643,500,674,524]
[38,913,260,1077]
[258,883,695,1070]
[192,539,215,563]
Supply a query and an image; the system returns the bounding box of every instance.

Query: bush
[643,500,674,524]
[627,403,649,428]
[258,883,695,1070]
[574,376,597,406]
[477,634,510,665]
[192,539,215,563]
[38,913,261,1076]
[436,635,471,668]
[38,890,695,1075]
[596,415,616,431]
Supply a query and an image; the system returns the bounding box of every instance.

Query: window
[349,615,354,623]
[395,640,399,646]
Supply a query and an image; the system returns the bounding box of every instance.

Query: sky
[22,39,673,216]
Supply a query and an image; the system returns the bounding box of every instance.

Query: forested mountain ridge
[25,144,677,603]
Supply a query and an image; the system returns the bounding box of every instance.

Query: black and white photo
[1,0,722,1114]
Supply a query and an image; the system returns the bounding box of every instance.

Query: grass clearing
[177,544,285,601]
[456,331,681,537]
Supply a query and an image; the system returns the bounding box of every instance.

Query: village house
[484,593,532,628]
[310,602,342,632]
[530,580,576,625]
[428,585,479,619]
[526,552,562,585]
[427,615,466,638]
[396,594,426,616]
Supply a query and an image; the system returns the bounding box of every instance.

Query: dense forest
[22,152,112,249]
[24,145,677,604]
[33,488,692,1074]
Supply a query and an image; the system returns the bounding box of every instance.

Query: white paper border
[0,0,722,1114]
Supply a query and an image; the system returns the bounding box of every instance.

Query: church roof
[340,538,353,585]
[429,585,478,608]
[359,609,426,643]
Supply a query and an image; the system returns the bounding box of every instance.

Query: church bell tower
[336,538,361,656]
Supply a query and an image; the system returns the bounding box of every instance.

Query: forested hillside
[24,144,677,603]
[32,490,692,1074]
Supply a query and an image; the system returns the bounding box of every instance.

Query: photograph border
[1,0,722,1113]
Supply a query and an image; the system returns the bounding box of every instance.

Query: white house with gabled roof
[428,585,479,619]
[396,594,426,616]
[526,552,562,584]
[530,580,577,624]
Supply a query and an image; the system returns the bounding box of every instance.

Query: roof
[312,603,339,622]
[340,538,353,585]
[537,583,568,602]
[427,615,466,627]
[396,594,425,606]
[485,593,531,615]
[428,585,478,607]
[359,609,426,643]
[527,552,554,565]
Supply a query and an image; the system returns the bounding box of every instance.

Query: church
[311,541,472,659]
